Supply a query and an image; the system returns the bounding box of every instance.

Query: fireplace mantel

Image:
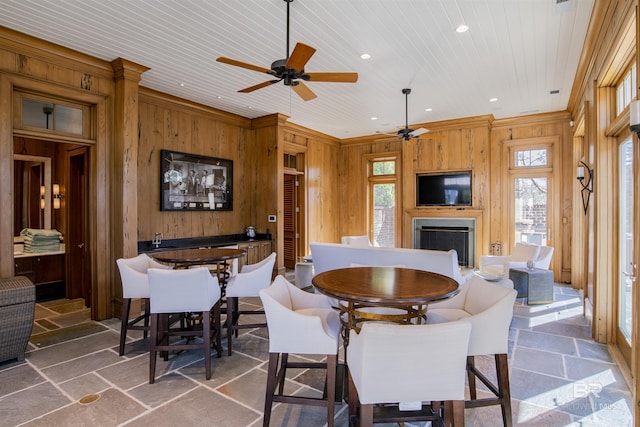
[404,208,485,266]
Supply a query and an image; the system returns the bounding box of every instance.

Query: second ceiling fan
[216,0,358,101]
[378,88,445,143]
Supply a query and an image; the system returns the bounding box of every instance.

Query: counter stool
[224,252,276,355]
[147,267,222,383]
[116,254,171,356]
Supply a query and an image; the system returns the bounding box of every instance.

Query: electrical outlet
[268,215,276,222]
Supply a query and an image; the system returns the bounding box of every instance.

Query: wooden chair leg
[119,298,131,356]
[142,298,150,339]
[326,354,337,427]
[149,313,158,384]
[360,403,373,427]
[226,296,236,356]
[467,355,477,400]
[213,301,222,357]
[496,353,513,427]
[263,352,280,427]
[233,298,240,337]
[278,353,289,395]
[347,369,358,422]
[203,310,212,380]
[452,400,464,427]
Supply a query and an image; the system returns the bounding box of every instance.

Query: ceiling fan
[216,0,358,101]
[377,88,445,143]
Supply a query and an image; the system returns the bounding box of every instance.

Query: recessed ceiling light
[456,24,469,33]
[360,53,371,60]
[179,83,185,87]
[370,117,378,120]
[489,97,498,102]
[425,108,433,112]
[217,95,222,99]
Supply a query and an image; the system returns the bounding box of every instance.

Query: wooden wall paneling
[138,91,252,243]
[137,101,163,241]
[306,133,340,245]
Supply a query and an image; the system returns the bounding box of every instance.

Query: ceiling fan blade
[409,128,428,137]
[420,134,447,140]
[304,72,358,83]
[216,57,273,74]
[285,42,316,70]
[291,81,317,101]
[238,80,280,93]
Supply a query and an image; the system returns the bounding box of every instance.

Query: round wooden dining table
[151,247,245,286]
[312,266,460,342]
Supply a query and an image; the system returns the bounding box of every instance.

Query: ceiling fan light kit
[216,0,358,101]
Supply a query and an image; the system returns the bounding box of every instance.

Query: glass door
[616,137,635,364]
[513,176,549,246]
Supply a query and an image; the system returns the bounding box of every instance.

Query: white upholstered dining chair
[259,275,340,427]
[147,267,222,384]
[347,321,471,426]
[116,253,171,356]
[427,275,517,427]
[224,252,276,355]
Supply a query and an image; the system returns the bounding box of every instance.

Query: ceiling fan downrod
[285,0,294,60]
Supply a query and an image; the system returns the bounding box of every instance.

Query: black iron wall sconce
[577,160,593,215]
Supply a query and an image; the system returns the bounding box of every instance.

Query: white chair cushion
[148,267,220,313]
[296,307,340,341]
[427,275,517,356]
[427,308,470,324]
[260,276,339,355]
[511,243,541,262]
[225,252,276,298]
[341,235,372,247]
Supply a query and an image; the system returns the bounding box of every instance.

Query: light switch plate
[268,215,276,222]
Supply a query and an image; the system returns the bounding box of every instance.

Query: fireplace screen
[419,226,470,267]
[413,218,476,268]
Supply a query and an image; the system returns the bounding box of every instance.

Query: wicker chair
[0,276,35,363]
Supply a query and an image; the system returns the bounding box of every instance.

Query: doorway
[615,136,635,365]
[66,147,91,306]
[283,173,298,269]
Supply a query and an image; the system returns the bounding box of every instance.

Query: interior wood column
[110,58,150,317]
[0,75,13,278]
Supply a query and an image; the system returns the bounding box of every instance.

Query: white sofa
[310,242,471,285]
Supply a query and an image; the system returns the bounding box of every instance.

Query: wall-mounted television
[416,171,472,206]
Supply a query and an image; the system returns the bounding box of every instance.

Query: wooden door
[283,174,297,269]
[66,147,91,306]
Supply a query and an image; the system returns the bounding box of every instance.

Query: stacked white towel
[20,228,62,253]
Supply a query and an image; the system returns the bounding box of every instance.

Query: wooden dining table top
[312,266,459,306]
[150,247,245,266]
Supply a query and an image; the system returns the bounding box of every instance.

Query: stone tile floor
[0,282,633,426]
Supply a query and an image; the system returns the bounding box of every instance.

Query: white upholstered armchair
[479,243,554,277]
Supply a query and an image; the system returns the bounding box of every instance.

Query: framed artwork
[160,149,233,211]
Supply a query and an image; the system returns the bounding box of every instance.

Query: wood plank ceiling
[0,0,594,138]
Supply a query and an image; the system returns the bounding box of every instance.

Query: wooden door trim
[1,73,111,320]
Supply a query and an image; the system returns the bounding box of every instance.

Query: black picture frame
[160,149,233,211]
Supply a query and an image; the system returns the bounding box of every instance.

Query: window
[368,157,399,247]
[15,92,91,138]
[372,160,395,175]
[616,63,636,115]
[513,148,548,168]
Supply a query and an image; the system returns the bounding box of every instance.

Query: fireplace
[412,218,476,268]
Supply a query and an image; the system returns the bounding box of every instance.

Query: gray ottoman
[509,268,554,304]
[0,276,35,363]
